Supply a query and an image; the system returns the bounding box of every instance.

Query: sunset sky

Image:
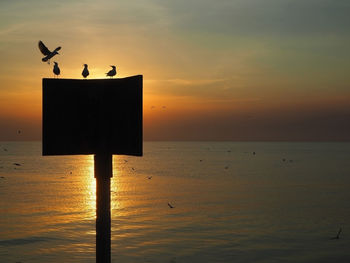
[1,0,349,141]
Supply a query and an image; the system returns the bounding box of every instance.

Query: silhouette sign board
[42,75,143,263]
[42,75,142,156]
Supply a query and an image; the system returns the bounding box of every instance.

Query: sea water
[0,141,350,262]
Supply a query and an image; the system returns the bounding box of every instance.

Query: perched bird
[38,40,61,64]
[168,203,174,208]
[53,62,60,78]
[106,65,116,78]
[82,64,89,79]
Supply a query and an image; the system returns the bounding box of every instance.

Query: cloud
[154,0,350,36]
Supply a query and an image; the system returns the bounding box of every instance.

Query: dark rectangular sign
[42,75,142,156]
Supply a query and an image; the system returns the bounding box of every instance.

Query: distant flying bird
[168,203,174,208]
[82,64,89,78]
[13,163,21,166]
[330,228,342,240]
[106,65,116,78]
[38,40,61,64]
[53,62,60,77]
[148,176,152,180]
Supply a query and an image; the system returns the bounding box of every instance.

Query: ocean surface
[0,141,350,263]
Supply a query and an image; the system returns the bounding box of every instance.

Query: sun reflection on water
[84,156,96,219]
[83,156,123,218]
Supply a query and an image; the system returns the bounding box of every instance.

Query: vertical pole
[95,153,113,263]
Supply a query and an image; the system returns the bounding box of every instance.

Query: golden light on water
[83,156,123,218]
[85,156,96,218]
[80,156,152,219]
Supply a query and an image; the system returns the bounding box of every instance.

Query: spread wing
[53,46,61,53]
[38,41,51,55]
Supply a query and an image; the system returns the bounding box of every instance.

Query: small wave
[0,236,60,246]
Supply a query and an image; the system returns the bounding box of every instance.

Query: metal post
[94,153,112,263]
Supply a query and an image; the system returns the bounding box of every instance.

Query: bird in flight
[53,62,60,78]
[38,41,61,64]
[330,228,342,240]
[168,203,174,208]
[82,64,89,79]
[106,65,116,78]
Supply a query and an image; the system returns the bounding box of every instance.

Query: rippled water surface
[1,141,350,262]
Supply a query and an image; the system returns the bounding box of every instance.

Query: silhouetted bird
[13,163,21,166]
[148,176,152,180]
[106,65,116,78]
[53,62,60,78]
[82,64,89,78]
[168,203,174,208]
[330,228,342,240]
[38,40,61,64]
